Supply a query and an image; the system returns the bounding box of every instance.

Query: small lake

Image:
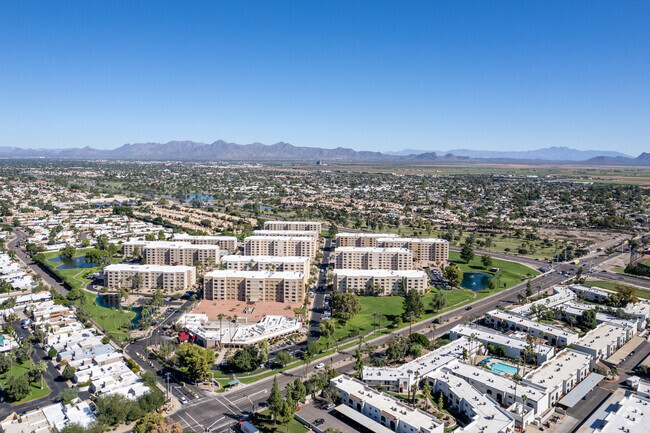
[186,194,214,201]
[461,272,493,291]
[260,205,273,211]
[49,255,96,270]
[95,295,141,326]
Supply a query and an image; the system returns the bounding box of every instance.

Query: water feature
[460,272,493,291]
[186,194,214,201]
[49,255,96,270]
[260,205,273,211]
[95,295,141,325]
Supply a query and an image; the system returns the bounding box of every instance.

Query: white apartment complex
[203,270,305,304]
[221,255,311,284]
[264,220,322,232]
[333,247,413,270]
[572,323,632,363]
[484,310,579,347]
[253,229,319,238]
[171,233,238,250]
[376,237,449,263]
[243,235,317,258]
[122,240,220,268]
[104,264,196,291]
[335,232,400,248]
[333,269,429,296]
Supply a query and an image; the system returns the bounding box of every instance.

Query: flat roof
[221,255,310,264]
[334,404,394,433]
[335,246,412,253]
[244,235,316,241]
[336,232,400,238]
[558,373,605,408]
[451,324,554,355]
[253,229,318,235]
[331,375,442,431]
[204,270,304,279]
[376,237,448,243]
[334,269,427,278]
[575,323,630,352]
[510,286,576,316]
[123,240,219,249]
[487,310,578,339]
[172,234,238,240]
[524,349,591,391]
[104,264,195,272]
[597,392,650,433]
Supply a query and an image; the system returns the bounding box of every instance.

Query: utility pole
[165,372,171,401]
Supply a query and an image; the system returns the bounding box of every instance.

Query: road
[568,339,650,432]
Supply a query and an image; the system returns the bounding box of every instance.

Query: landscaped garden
[0,360,50,404]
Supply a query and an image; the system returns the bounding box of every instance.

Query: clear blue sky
[1,1,649,154]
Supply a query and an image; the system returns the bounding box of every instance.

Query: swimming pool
[490,362,519,375]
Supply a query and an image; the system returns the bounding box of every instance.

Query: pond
[460,272,493,291]
[49,255,96,270]
[95,295,141,325]
[186,194,214,201]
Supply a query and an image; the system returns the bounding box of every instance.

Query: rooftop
[376,237,448,244]
[104,263,195,272]
[204,270,304,279]
[574,323,630,352]
[524,349,591,391]
[336,232,400,238]
[244,235,316,241]
[221,255,310,264]
[451,324,554,355]
[596,392,650,433]
[335,246,412,253]
[487,310,578,339]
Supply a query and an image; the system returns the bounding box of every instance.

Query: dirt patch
[192,299,303,322]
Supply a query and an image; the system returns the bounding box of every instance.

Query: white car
[315,363,325,369]
[180,396,187,404]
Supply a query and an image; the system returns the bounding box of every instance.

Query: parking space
[298,401,367,433]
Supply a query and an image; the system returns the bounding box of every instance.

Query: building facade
[171,234,238,250]
[376,237,449,263]
[104,264,196,291]
[221,255,311,284]
[243,236,317,258]
[122,240,220,268]
[333,269,428,295]
[203,270,305,304]
[263,221,322,232]
[333,247,413,270]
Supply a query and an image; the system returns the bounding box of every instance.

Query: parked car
[324,403,336,410]
[315,363,325,369]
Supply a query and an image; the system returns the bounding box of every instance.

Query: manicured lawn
[0,361,50,404]
[585,280,650,300]
[36,249,134,342]
[248,410,308,433]
[449,251,539,290]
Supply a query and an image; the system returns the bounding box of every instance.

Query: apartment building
[253,229,319,238]
[263,220,322,232]
[573,323,632,363]
[449,324,554,365]
[335,232,400,248]
[376,237,449,263]
[333,247,413,270]
[122,240,220,268]
[427,370,515,433]
[221,255,310,284]
[524,349,592,408]
[484,310,579,347]
[568,284,610,303]
[104,264,196,291]
[171,233,238,250]
[331,375,444,433]
[243,235,317,258]
[203,270,304,304]
[333,269,428,296]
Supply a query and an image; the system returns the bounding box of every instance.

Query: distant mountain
[0,141,646,165]
[393,147,632,161]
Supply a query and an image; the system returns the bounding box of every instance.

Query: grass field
[37,249,134,341]
[585,280,650,300]
[449,251,540,288]
[0,360,50,404]
[248,411,308,433]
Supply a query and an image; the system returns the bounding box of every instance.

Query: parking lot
[298,401,368,433]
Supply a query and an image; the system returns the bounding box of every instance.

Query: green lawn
[248,411,308,433]
[0,361,50,404]
[449,251,540,289]
[585,280,650,300]
[36,249,134,342]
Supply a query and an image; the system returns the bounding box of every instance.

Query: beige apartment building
[104,264,196,291]
[221,255,311,284]
[203,270,305,304]
[171,234,238,251]
[333,247,413,270]
[263,221,322,233]
[253,229,319,238]
[243,236,317,258]
[333,269,428,296]
[121,240,220,268]
[377,237,449,263]
[335,232,400,247]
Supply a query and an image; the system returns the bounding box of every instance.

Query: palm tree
[218,313,225,347]
[405,312,416,335]
[36,360,47,389]
[521,394,528,413]
[413,371,420,405]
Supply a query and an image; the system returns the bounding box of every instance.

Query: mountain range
[0,141,647,165]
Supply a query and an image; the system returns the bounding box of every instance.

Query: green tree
[57,387,79,405]
[280,394,296,433]
[292,378,307,403]
[174,343,215,382]
[268,377,283,422]
[62,364,76,381]
[133,413,166,433]
[430,290,446,312]
[276,351,293,368]
[6,373,30,401]
[319,319,336,349]
[444,264,463,287]
[481,255,493,269]
[330,292,361,321]
[526,278,533,298]
[460,243,474,263]
[403,289,424,319]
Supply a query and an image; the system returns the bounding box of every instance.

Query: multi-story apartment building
[331,375,444,433]
[484,310,579,347]
[263,221,322,233]
[333,269,428,295]
[572,323,632,363]
[122,241,220,268]
[171,234,238,251]
[104,264,196,291]
[252,229,319,238]
[376,237,449,263]
[243,236,317,258]
[333,247,413,270]
[203,270,304,304]
[335,233,400,248]
[221,255,311,284]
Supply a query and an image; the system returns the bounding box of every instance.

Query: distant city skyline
[1,1,649,153]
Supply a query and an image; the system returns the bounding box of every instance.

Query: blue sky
[1,1,649,154]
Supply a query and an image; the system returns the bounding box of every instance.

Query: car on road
[324,403,336,410]
[465,306,472,311]
[313,418,325,426]
[180,396,187,404]
[315,363,325,369]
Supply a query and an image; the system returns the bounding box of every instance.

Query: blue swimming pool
[490,362,519,375]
